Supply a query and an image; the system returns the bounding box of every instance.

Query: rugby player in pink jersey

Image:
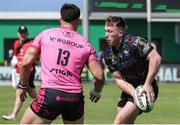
[17,3,105,124]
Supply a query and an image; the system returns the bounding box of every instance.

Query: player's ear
[118,30,123,37]
[59,17,62,24]
[74,18,80,25]
[119,28,125,37]
[77,18,80,24]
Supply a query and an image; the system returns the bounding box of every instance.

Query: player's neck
[114,39,122,50]
[61,25,75,30]
[61,21,76,31]
[60,18,78,31]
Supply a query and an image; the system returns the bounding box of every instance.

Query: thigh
[30,88,84,122]
[61,92,84,122]
[114,101,139,124]
[20,107,51,124]
[63,115,84,124]
[30,88,62,121]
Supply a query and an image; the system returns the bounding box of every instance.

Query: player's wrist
[90,88,101,96]
[94,88,102,93]
[17,82,29,90]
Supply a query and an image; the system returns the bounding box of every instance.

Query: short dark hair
[60,3,80,22]
[105,16,126,29]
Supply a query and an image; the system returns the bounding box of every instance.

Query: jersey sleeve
[31,32,43,51]
[87,42,98,63]
[104,47,118,73]
[132,36,153,58]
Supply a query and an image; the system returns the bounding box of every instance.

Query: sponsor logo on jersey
[50,37,84,49]
[50,68,72,77]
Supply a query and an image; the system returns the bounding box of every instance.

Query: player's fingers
[89,94,93,100]
[94,97,100,103]
[20,94,25,102]
[24,92,27,98]
[150,92,155,102]
[91,96,95,102]
[146,92,150,102]
[27,87,31,93]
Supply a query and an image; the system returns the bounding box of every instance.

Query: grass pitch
[0,83,180,124]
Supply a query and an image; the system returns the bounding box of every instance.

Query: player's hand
[143,84,155,102]
[16,89,27,102]
[89,88,101,103]
[17,83,31,102]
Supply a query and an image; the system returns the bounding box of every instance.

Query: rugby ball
[134,85,154,112]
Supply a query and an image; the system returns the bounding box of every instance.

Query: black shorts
[117,80,159,109]
[30,88,84,121]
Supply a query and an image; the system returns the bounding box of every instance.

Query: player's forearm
[20,47,38,85]
[94,74,105,92]
[115,79,135,97]
[20,64,31,85]
[145,55,161,85]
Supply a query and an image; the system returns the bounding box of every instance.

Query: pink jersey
[31,28,97,93]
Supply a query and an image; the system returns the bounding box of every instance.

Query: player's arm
[17,47,39,101]
[145,49,161,85]
[20,47,39,85]
[112,71,135,97]
[87,60,105,102]
[144,49,161,101]
[132,37,162,101]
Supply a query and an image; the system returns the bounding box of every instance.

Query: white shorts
[11,68,20,89]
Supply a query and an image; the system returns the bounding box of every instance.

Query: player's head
[105,16,126,47]
[17,25,28,42]
[105,16,126,29]
[60,3,80,30]
[60,3,80,23]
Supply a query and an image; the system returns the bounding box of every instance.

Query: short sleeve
[87,44,98,63]
[132,36,153,58]
[31,32,43,51]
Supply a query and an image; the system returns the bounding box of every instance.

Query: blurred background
[0,0,180,124]
[1,0,180,84]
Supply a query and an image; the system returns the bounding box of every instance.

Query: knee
[113,115,126,124]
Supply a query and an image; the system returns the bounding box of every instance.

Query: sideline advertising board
[0,64,180,85]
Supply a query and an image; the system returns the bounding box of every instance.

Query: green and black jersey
[104,34,154,86]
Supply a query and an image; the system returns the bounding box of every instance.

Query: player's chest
[111,45,138,69]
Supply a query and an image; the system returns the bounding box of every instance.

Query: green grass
[0,83,180,124]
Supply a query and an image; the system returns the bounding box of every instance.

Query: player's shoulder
[73,32,92,47]
[42,27,60,33]
[123,34,149,48]
[123,34,138,44]
[37,28,61,35]
[14,39,19,44]
[22,39,32,48]
[74,31,88,42]
[13,39,20,47]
